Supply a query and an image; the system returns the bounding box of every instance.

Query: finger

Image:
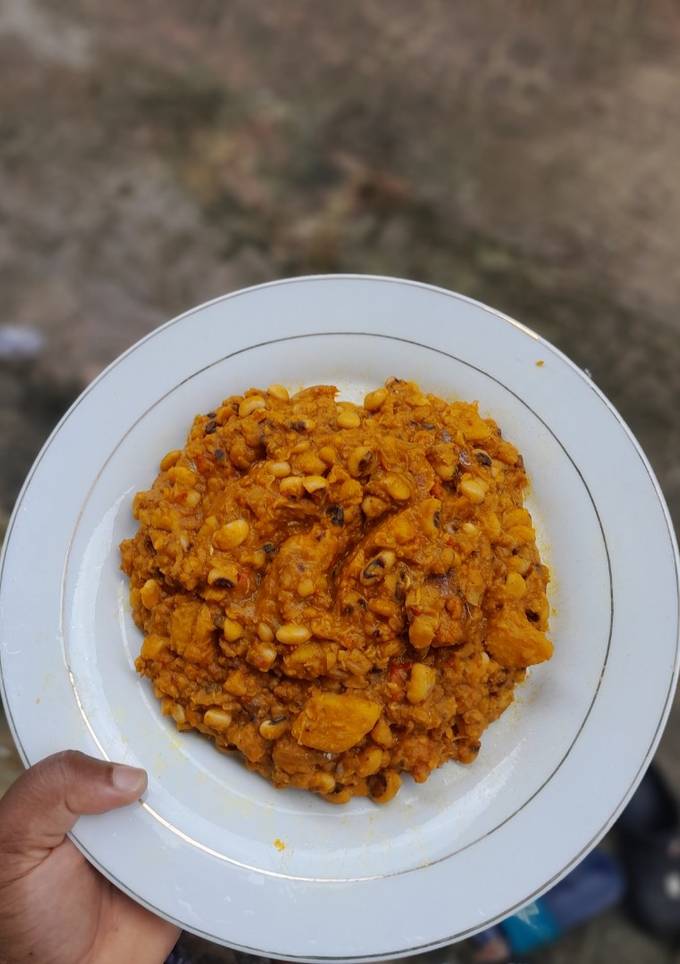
[0,750,147,872]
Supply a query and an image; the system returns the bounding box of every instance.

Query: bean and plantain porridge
[121,378,552,805]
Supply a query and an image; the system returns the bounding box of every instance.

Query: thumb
[0,750,146,877]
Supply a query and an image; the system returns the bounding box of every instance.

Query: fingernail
[111,764,147,796]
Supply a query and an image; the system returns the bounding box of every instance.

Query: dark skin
[0,750,179,964]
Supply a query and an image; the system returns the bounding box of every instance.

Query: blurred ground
[1,2,680,962]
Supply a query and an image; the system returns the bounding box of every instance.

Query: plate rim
[1,273,678,960]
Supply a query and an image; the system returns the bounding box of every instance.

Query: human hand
[0,750,179,964]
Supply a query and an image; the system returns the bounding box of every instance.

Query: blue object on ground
[472,848,626,957]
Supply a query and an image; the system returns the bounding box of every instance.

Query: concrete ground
[1,2,680,961]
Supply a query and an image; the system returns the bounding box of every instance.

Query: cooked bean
[140,578,161,609]
[348,446,374,477]
[239,396,266,417]
[302,475,328,494]
[223,618,244,642]
[460,476,488,503]
[160,449,182,471]
[384,473,411,501]
[276,623,312,644]
[368,770,401,804]
[204,708,232,731]
[267,384,289,401]
[409,614,437,649]
[505,572,527,597]
[407,663,437,704]
[361,550,397,584]
[361,495,388,518]
[297,578,315,597]
[213,519,250,549]
[364,388,388,411]
[259,717,290,740]
[337,409,361,429]
[280,476,304,497]
[207,564,238,587]
[269,460,291,478]
[326,504,345,526]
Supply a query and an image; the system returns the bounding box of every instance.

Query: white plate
[1,276,678,961]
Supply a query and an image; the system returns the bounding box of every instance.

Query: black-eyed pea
[409,614,437,649]
[204,708,232,731]
[259,717,289,740]
[309,772,337,794]
[160,449,182,471]
[223,618,244,642]
[168,465,196,486]
[337,408,361,429]
[460,475,488,504]
[290,417,315,433]
[140,578,161,609]
[238,395,266,417]
[348,446,374,477]
[275,623,312,644]
[318,445,336,465]
[247,640,277,671]
[215,405,233,425]
[298,452,327,475]
[363,387,388,411]
[368,769,401,804]
[297,577,315,597]
[185,489,201,509]
[339,478,363,503]
[207,564,238,587]
[407,663,437,704]
[422,498,442,536]
[249,549,267,569]
[280,476,304,497]
[483,512,502,540]
[171,703,187,726]
[267,384,289,401]
[508,554,532,574]
[435,463,457,481]
[361,550,397,585]
[213,518,250,549]
[371,717,395,748]
[361,495,388,518]
[505,572,527,597]
[302,475,328,494]
[384,473,411,501]
[357,746,384,777]
[257,622,274,642]
[269,460,291,478]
